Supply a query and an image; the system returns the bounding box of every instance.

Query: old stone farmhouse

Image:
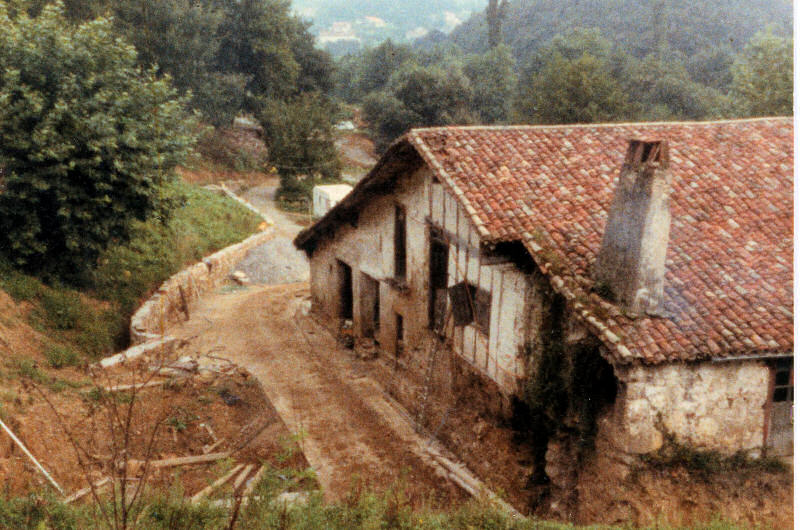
[294,118,793,461]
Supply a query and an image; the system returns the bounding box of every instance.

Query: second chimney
[594,139,672,316]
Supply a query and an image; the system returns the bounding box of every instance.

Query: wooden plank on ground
[190,463,244,504]
[104,380,170,393]
[241,465,266,498]
[232,464,254,492]
[131,451,231,469]
[64,477,111,504]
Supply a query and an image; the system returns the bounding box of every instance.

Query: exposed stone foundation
[606,361,769,456]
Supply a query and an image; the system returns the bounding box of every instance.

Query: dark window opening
[394,205,406,281]
[767,357,793,456]
[429,227,449,330]
[448,281,491,335]
[337,260,353,320]
[772,358,793,403]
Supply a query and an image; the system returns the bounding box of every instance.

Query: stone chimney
[594,139,672,316]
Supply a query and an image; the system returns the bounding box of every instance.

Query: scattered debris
[203,438,225,454]
[155,356,199,377]
[338,320,354,349]
[128,451,231,470]
[232,464,255,492]
[242,465,266,498]
[103,379,172,393]
[231,270,250,285]
[0,418,64,496]
[64,477,111,504]
[354,338,378,360]
[219,388,242,406]
[98,337,177,369]
[190,463,245,504]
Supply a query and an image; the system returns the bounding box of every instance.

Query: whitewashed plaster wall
[308,167,531,395]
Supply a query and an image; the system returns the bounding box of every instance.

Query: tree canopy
[731,29,793,117]
[0,3,197,279]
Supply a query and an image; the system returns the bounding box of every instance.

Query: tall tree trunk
[486,0,508,48]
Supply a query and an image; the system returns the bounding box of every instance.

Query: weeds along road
[165,185,465,506]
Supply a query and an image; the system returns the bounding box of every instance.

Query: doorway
[337,260,353,320]
[429,227,449,331]
[766,357,793,456]
[360,273,380,338]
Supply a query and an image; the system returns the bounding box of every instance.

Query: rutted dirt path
[166,283,464,507]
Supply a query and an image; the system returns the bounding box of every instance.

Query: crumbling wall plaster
[607,361,769,455]
[308,167,532,397]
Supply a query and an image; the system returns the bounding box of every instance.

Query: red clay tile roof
[408,118,793,366]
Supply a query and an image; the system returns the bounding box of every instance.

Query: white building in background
[312,184,353,219]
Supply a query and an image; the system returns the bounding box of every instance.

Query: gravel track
[232,184,309,285]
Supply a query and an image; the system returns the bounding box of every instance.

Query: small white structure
[313,184,353,219]
[335,120,357,131]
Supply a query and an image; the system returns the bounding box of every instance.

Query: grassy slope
[0,179,262,368]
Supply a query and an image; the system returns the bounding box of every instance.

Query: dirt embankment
[580,461,793,528]
[0,287,308,500]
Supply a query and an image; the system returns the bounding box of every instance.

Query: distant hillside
[293,0,484,53]
[448,0,792,63]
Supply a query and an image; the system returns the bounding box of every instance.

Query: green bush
[0,262,42,302]
[91,180,262,315]
[45,345,81,369]
[0,3,197,281]
[37,289,83,331]
[13,358,49,385]
[0,493,91,529]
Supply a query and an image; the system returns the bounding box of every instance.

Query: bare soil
[166,283,467,509]
[0,347,308,499]
[577,451,793,528]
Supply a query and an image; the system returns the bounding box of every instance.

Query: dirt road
[167,283,463,506]
[234,184,309,285]
[164,186,464,506]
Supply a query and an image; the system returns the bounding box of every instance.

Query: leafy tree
[24,0,110,20]
[215,0,301,112]
[464,44,517,123]
[485,0,508,48]
[516,51,629,124]
[0,3,196,279]
[731,28,793,117]
[258,93,341,201]
[363,63,474,153]
[289,17,335,95]
[686,46,734,90]
[389,64,474,126]
[621,53,730,120]
[111,0,247,127]
[362,92,420,153]
[355,40,415,97]
[332,53,364,103]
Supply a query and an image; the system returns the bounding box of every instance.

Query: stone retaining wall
[129,229,273,344]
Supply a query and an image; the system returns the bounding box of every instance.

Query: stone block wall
[605,360,770,455]
[129,229,273,344]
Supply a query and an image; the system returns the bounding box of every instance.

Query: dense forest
[337,0,792,152]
